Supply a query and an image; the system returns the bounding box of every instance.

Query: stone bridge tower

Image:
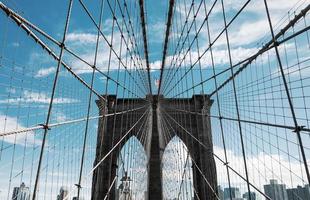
[91,95,217,200]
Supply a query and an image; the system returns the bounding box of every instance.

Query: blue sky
[0,0,310,199]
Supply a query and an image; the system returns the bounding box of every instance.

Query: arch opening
[162,136,194,200]
[115,136,148,200]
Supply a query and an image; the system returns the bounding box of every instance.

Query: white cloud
[150,46,258,70]
[66,32,97,45]
[99,76,107,82]
[219,0,302,47]
[162,137,193,199]
[174,0,302,49]
[65,30,131,74]
[28,51,53,66]
[270,43,310,77]
[63,15,148,75]
[0,114,41,146]
[245,0,302,16]
[12,42,20,47]
[0,90,79,105]
[202,0,301,21]
[150,60,161,70]
[223,20,269,47]
[273,58,310,78]
[5,88,16,94]
[214,146,308,190]
[148,20,165,43]
[198,46,259,66]
[35,66,56,78]
[162,136,308,197]
[55,112,68,123]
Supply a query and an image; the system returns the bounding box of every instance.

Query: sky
[0,0,310,199]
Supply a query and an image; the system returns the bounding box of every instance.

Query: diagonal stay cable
[0,2,105,100]
[209,3,310,98]
[160,105,310,133]
[163,0,251,96]
[161,0,206,94]
[63,106,150,199]
[160,0,205,93]
[0,2,148,100]
[78,0,149,96]
[103,176,118,200]
[139,0,152,95]
[168,21,310,99]
[31,1,73,198]
[0,105,148,137]
[165,3,310,98]
[157,0,175,96]
[115,0,150,92]
[161,0,216,94]
[160,107,220,200]
[89,107,150,176]
[263,0,310,186]
[105,0,150,94]
[159,107,272,200]
[102,106,150,200]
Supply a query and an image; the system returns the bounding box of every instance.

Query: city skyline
[8,178,310,200]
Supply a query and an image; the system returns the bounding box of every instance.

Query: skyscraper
[224,187,241,200]
[57,187,68,200]
[12,188,19,200]
[11,182,30,200]
[72,197,84,200]
[217,186,224,200]
[263,179,288,200]
[287,185,310,200]
[242,191,256,200]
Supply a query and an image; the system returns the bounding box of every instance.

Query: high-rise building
[72,197,84,200]
[12,187,19,200]
[11,182,30,200]
[217,185,224,200]
[224,187,241,200]
[263,179,288,200]
[287,185,310,200]
[57,187,68,200]
[242,191,256,200]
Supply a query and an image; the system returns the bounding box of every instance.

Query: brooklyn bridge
[0,0,309,199]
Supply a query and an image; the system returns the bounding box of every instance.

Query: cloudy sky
[0,0,310,199]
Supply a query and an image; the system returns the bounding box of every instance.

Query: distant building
[72,197,83,200]
[242,191,256,200]
[242,192,256,200]
[57,187,68,200]
[11,182,30,200]
[12,188,19,200]
[287,185,310,200]
[224,187,241,200]
[264,179,288,200]
[217,185,224,200]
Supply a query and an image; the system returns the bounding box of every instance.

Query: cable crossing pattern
[0,0,310,200]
